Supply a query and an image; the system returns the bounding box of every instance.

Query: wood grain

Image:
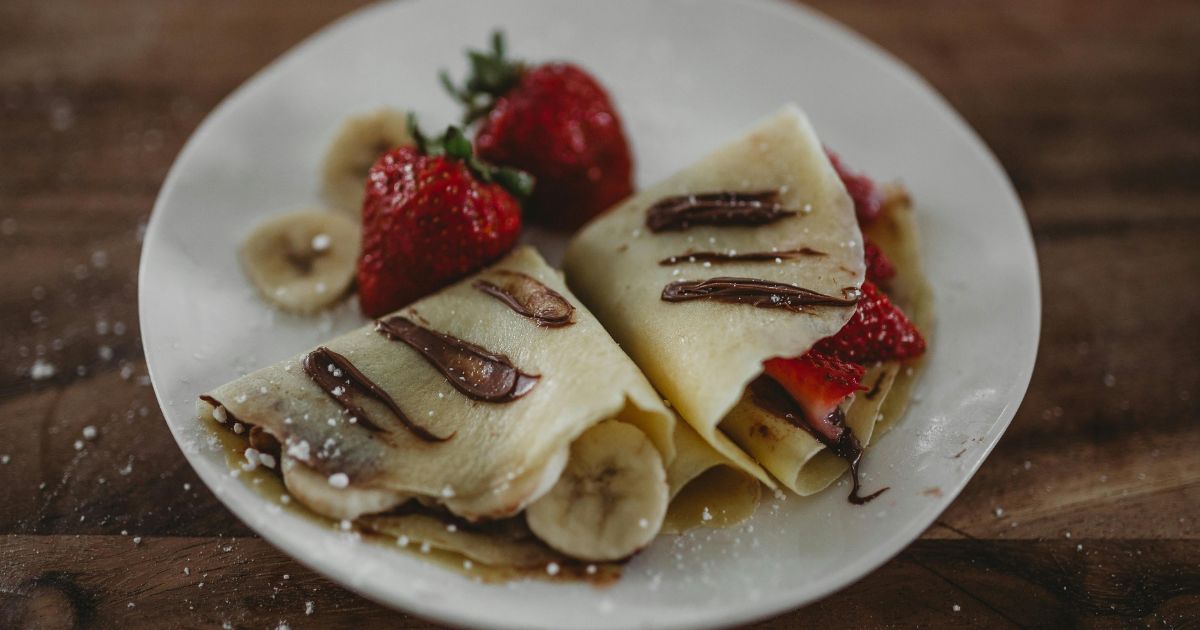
[0,0,1197,627]
[3,536,1198,628]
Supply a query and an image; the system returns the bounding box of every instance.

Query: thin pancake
[199,246,675,522]
[564,105,865,487]
[663,421,761,533]
[358,512,561,569]
[720,363,900,495]
[719,183,931,494]
[867,185,933,436]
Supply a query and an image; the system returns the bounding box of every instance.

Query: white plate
[139,0,1040,628]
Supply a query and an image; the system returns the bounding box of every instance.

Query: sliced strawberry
[814,281,926,364]
[762,352,865,442]
[826,149,884,225]
[864,238,896,284]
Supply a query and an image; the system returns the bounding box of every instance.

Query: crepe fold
[865,185,933,436]
[721,363,899,495]
[663,420,763,531]
[564,105,866,490]
[197,246,676,527]
[726,184,932,496]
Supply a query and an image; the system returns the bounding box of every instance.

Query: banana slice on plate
[281,456,410,521]
[321,108,414,215]
[239,210,360,313]
[525,420,669,562]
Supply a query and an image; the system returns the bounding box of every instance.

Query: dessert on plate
[199,33,928,579]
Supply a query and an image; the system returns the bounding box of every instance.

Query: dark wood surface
[1,1,1198,627]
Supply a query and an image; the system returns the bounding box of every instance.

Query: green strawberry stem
[408,113,535,200]
[440,30,525,125]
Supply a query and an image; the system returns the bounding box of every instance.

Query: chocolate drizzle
[376,315,539,402]
[749,377,888,505]
[661,277,860,312]
[645,190,797,232]
[658,248,826,266]
[473,271,576,327]
[302,346,452,442]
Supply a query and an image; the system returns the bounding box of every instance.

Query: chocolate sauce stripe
[658,248,826,266]
[472,271,575,327]
[645,190,799,232]
[375,315,539,403]
[661,277,860,312]
[303,346,452,442]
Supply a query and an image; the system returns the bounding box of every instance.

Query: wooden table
[2,1,1197,627]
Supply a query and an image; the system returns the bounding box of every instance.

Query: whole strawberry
[813,281,926,364]
[357,118,533,317]
[442,32,633,231]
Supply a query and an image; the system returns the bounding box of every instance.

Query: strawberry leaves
[440,31,525,125]
[408,113,535,201]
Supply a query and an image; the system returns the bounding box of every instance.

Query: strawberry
[814,281,926,364]
[763,352,865,441]
[826,149,884,225]
[356,118,532,318]
[442,32,633,231]
[864,238,896,284]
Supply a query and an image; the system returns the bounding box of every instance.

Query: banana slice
[281,456,409,521]
[525,420,669,562]
[443,444,569,521]
[321,108,414,215]
[239,210,360,313]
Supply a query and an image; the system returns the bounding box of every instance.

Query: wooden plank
[0,534,426,629]
[934,228,1200,540]
[813,0,1200,229]
[0,0,1198,627]
[2,536,1197,628]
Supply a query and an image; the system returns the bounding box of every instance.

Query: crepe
[729,184,932,496]
[359,511,559,569]
[663,421,763,532]
[564,105,866,489]
[718,188,930,498]
[866,185,933,436]
[721,363,900,495]
[198,246,675,527]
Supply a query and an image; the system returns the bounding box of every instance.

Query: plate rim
[138,0,1042,627]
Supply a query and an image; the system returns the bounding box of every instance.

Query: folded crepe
[663,420,762,532]
[356,419,760,569]
[564,105,926,498]
[720,184,931,497]
[198,246,687,563]
[857,184,933,437]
